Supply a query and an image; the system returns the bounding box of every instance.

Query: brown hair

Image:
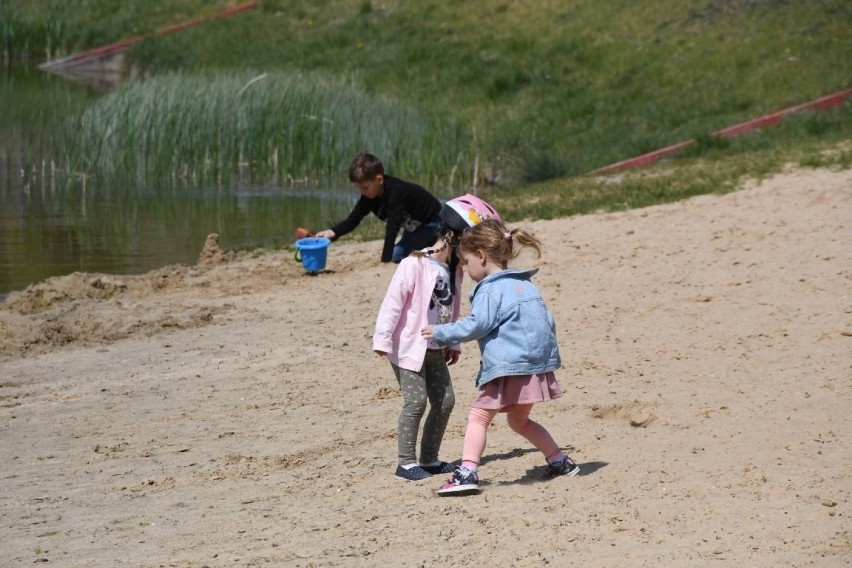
[458,218,541,268]
[408,229,464,295]
[348,151,384,182]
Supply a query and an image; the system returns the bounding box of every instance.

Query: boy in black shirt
[315,152,443,263]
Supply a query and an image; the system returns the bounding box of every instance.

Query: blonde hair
[458,219,541,267]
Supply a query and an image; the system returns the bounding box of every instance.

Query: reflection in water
[0,63,358,296]
[1,182,357,295]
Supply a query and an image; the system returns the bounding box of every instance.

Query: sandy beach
[1,167,850,567]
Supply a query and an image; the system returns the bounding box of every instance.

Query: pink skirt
[472,371,563,412]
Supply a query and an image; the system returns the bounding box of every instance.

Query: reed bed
[64,71,472,192]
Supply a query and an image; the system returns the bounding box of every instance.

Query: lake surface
[0,64,356,297]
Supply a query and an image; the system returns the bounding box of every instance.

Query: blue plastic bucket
[294,237,330,273]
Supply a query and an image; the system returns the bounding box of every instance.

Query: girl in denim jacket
[422,219,579,495]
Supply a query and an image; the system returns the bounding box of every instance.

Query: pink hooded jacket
[373,254,463,372]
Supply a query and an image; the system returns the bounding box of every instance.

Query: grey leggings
[391,349,455,465]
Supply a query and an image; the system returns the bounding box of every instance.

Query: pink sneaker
[436,467,480,496]
[544,456,580,479]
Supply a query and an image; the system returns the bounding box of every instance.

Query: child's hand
[421,326,434,340]
[374,350,387,359]
[443,348,459,366]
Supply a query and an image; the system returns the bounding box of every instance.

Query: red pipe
[590,140,694,175]
[155,1,258,36]
[715,87,852,137]
[44,1,258,64]
[590,87,852,175]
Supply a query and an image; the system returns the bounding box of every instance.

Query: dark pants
[392,218,443,263]
[391,350,455,465]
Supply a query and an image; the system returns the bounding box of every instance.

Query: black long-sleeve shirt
[329,175,442,262]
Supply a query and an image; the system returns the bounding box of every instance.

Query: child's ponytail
[459,219,542,267]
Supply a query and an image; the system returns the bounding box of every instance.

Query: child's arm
[373,260,415,353]
[380,199,405,262]
[320,197,372,240]
[426,293,499,345]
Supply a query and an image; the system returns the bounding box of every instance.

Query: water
[0,183,356,295]
[0,63,356,297]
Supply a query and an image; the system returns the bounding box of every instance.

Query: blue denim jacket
[432,268,561,387]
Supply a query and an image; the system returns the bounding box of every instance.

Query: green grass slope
[4,0,851,196]
[130,0,852,178]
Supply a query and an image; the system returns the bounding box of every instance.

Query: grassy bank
[121,0,852,181]
[4,0,851,193]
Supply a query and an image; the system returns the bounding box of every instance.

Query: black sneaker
[395,464,432,481]
[544,456,580,479]
[419,461,457,475]
[436,467,480,496]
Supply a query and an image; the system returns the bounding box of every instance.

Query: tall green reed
[65,71,473,193]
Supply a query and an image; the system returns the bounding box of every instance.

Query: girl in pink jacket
[373,229,463,481]
[373,194,502,481]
